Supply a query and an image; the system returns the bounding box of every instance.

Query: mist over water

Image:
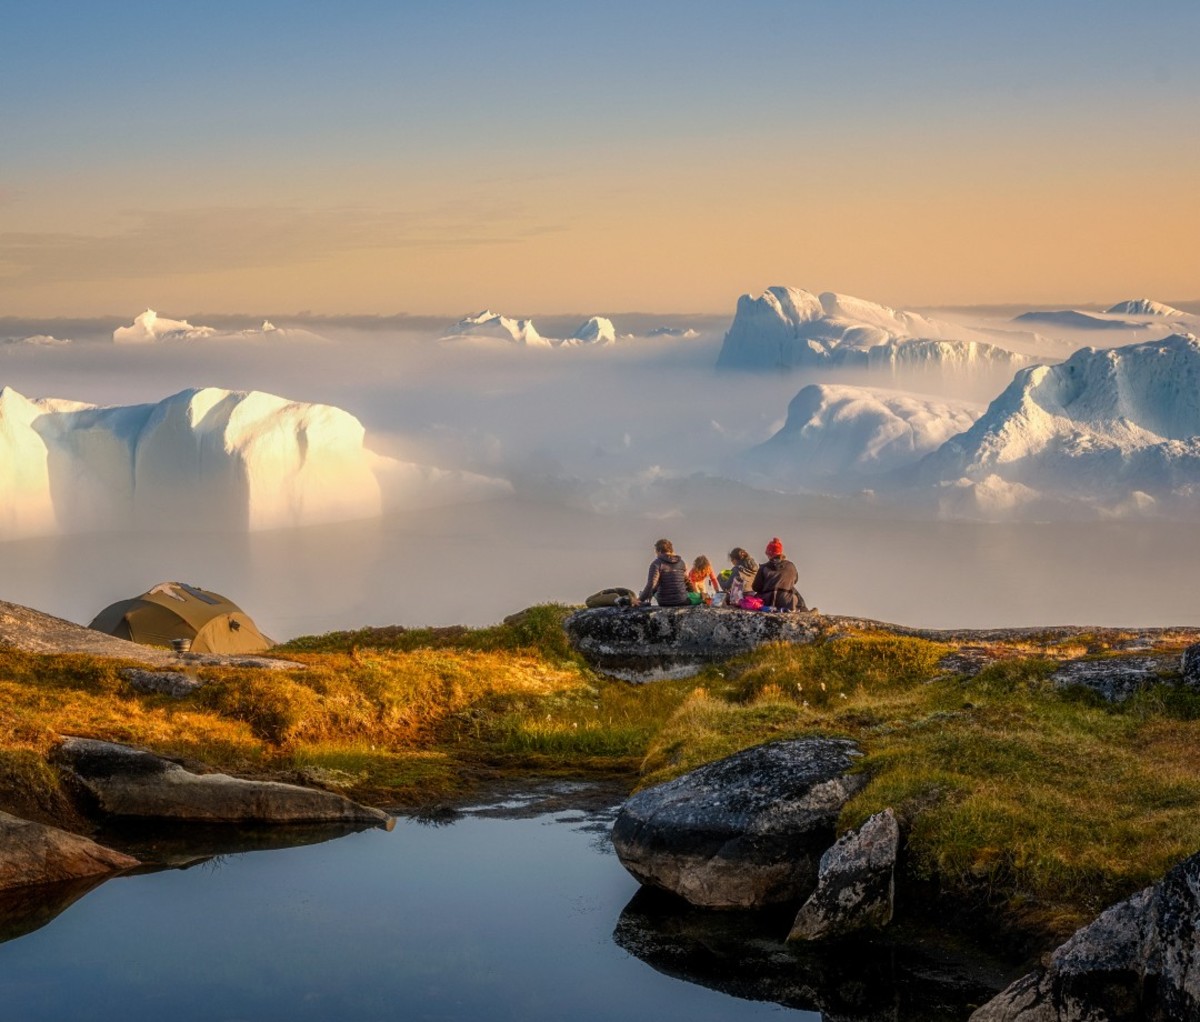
[2,318,1198,638]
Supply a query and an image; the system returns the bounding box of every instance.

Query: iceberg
[716,286,1031,375]
[743,384,981,490]
[0,386,509,539]
[441,310,551,347]
[921,333,1200,515]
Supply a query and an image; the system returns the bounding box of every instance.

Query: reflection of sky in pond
[0,811,818,1021]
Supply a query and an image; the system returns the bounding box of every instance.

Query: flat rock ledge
[611,738,867,909]
[970,847,1200,1022]
[0,809,138,891]
[53,737,392,828]
[0,598,303,671]
[788,808,900,942]
[566,606,823,682]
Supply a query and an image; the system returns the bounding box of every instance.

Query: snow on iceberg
[441,311,625,348]
[0,386,509,538]
[560,316,617,347]
[113,310,326,344]
[921,333,1200,515]
[741,383,981,491]
[1,334,71,346]
[441,310,552,348]
[1105,299,1185,318]
[114,310,218,344]
[715,285,1030,374]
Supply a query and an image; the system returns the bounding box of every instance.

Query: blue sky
[3,0,1197,313]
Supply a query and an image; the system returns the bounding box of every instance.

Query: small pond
[0,784,997,1021]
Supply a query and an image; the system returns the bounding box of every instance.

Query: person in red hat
[751,537,809,611]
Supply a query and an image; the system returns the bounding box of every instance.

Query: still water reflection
[0,788,819,1022]
[0,787,999,1021]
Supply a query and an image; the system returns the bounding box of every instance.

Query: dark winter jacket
[723,554,758,592]
[751,556,806,611]
[640,554,692,606]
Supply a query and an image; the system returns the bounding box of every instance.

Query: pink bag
[738,596,764,611]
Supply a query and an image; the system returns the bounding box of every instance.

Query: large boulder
[565,606,821,682]
[1180,643,1200,689]
[970,848,1200,1021]
[53,738,392,828]
[788,808,900,942]
[0,809,138,891]
[611,738,867,909]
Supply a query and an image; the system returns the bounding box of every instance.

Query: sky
[3,0,1198,316]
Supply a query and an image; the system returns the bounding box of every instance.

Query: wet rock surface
[970,848,1200,1022]
[565,606,822,682]
[611,738,867,909]
[789,808,900,942]
[53,737,393,828]
[0,809,138,892]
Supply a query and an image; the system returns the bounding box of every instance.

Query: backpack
[585,587,637,608]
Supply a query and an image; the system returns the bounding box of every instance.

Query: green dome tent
[88,583,273,655]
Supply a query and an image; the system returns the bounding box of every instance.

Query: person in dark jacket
[751,537,808,611]
[639,538,694,607]
[723,548,758,593]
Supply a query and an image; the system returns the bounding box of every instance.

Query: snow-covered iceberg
[921,333,1200,516]
[441,310,551,347]
[715,286,1031,375]
[113,310,326,344]
[560,316,617,347]
[0,386,508,538]
[1106,298,1186,318]
[441,311,623,348]
[1,334,71,346]
[742,384,981,490]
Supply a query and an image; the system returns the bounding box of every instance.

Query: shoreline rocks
[53,737,392,828]
[788,808,900,942]
[970,848,1200,1021]
[611,738,867,908]
[0,810,138,892]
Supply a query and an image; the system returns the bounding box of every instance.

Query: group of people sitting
[639,537,810,612]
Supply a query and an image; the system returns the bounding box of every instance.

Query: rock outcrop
[611,738,867,909]
[1050,657,1164,703]
[1180,643,1200,688]
[788,808,900,942]
[120,668,205,697]
[53,738,392,828]
[970,848,1200,1021]
[0,598,303,670]
[0,809,138,891]
[565,606,821,682]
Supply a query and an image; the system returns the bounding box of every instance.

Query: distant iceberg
[1105,298,1185,318]
[441,311,621,348]
[113,310,327,344]
[743,384,981,490]
[0,386,508,538]
[715,286,1031,375]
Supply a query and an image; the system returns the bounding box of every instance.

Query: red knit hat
[766,537,784,558]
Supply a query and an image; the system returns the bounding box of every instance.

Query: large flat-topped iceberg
[0,386,507,538]
[716,286,1031,374]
